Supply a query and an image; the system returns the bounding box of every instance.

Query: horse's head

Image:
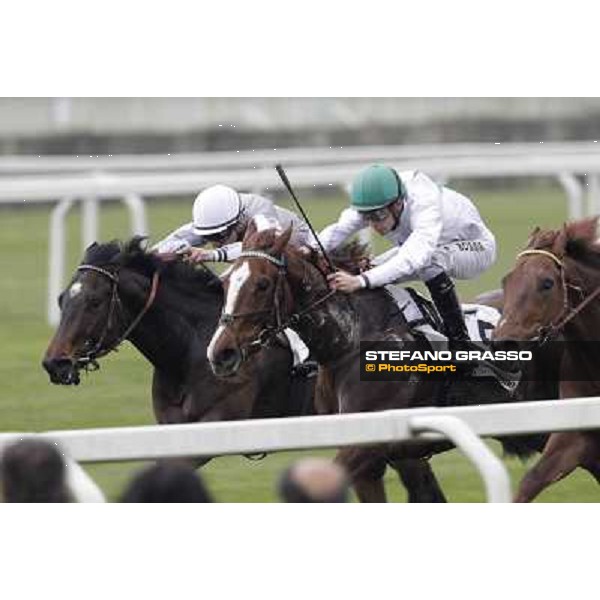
[207,220,299,378]
[494,217,599,341]
[42,238,157,385]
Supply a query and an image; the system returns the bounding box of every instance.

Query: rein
[516,248,600,342]
[75,264,160,369]
[219,250,335,357]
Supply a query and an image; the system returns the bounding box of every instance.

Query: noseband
[516,248,600,343]
[73,264,160,370]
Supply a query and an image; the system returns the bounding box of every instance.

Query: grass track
[1,179,597,501]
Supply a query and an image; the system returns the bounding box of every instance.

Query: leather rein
[516,248,600,343]
[74,264,160,370]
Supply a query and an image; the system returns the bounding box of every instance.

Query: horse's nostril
[42,357,79,385]
[220,347,240,366]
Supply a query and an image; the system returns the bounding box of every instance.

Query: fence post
[408,415,512,503]
[48,197,75,326]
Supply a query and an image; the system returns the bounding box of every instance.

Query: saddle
[385,285,520,394]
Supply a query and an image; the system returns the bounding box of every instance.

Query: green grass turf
[1,179,598,502]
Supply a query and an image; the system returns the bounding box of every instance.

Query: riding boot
[426,272,520,388]
[425,271,476,381]
[425,272,470,346]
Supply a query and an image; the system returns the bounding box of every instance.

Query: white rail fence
[1,396,600,502]
[2,141,600,175]
[1,142,600,324]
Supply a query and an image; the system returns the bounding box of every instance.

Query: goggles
[362,207,391,223]
[203,227,234,243]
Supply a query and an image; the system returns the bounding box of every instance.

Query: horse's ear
[244,218,258,242]
[82,242,98,262]
[526,226,541,248]
[552,223,568,256]
[273,224,293,253]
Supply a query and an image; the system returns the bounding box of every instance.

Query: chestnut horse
[207,223,539,502]
[494,217,600,501]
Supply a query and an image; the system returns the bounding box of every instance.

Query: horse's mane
[82,237,223,294]
[527,217,600,269]
[241,227,373,275]
[328,240,373,274]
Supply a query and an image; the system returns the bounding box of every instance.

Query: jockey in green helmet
[321,164,497,345]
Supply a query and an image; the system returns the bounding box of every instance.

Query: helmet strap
[391,168,406,201]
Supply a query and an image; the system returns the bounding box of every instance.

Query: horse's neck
[123,273,221,376]
[564,260,600,342]
[288,258,360,364]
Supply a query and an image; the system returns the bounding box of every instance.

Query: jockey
[153,183,316,371]
[320,164,497,345]
[153,184,317,261]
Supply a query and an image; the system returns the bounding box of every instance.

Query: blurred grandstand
[2,98,600,155]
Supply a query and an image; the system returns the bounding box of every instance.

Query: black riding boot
[426,272,519,388]
[425,272,470,345]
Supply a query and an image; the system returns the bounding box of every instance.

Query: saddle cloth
[385,285,500,345]
[386,285,518,391]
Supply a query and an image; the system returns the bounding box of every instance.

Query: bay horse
[207,222,537,502]
[43,238,296,446]
[494,217,600,501]
[42,237,443,502]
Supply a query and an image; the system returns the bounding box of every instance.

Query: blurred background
[2,97,600,502]
[4,98,600,154]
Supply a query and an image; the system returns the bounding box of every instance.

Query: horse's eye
[540,278,554,291]
[256,277,270,292]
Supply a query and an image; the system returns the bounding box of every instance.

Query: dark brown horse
[207,223,538,502]
[494,217,600,501]
[42,238,299,458]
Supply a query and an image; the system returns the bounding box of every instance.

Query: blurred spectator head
[1,438,71,503]
[278,458,349,503]
[121,461,212,503]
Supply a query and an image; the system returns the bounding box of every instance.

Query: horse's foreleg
[515,431,593,502]
[353,476,387,502]
[390,458,447,503]
[335,447,387,503]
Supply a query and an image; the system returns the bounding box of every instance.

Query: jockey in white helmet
[153,184,317,262]
[321,165,497,345]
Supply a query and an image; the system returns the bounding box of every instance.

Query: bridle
[73,264,160,370]
[218,250,335,358]
[516,248,600,343]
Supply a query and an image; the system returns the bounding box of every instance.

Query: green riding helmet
[350,164,406,211]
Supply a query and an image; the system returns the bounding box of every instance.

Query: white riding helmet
[192,184,242,235]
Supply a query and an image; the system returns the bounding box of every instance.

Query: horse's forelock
[242,227,279,252]
[81,240,123,266]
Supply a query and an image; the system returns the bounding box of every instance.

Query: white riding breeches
[384,235,497,285]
